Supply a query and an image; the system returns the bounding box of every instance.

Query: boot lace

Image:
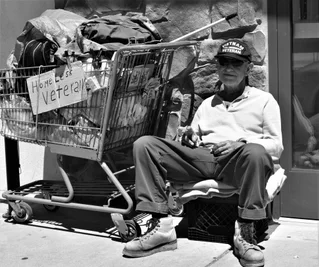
[240,223,257,246]
[140,218,160,241]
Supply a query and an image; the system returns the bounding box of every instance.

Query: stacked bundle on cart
[0,9,163,151]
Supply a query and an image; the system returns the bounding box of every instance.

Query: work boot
[123,217,177,257]
[233,220,264,267]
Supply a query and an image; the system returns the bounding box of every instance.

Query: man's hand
[181,126,201,148]
[210,140,245,156]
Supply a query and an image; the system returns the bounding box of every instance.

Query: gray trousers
[133,135,274,220]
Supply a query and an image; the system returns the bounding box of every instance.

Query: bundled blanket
[169,164,287,205]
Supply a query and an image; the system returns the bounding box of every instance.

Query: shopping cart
[0,41,198,241]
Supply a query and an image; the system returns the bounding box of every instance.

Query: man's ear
[245,62,254,76]
[247,62,254,73]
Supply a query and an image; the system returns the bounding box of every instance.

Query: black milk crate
[187,195,269,244]
[187,195,238,244]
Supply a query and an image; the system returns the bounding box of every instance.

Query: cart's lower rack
[4,179,135,205]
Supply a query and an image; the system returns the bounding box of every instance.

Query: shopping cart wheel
[42,192,59,212]
[43,203,59,212]
[11,202,33,223]
[119,220,142,242]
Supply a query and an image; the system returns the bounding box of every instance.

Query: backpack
[20,39,58,67]
[79,14,162,48]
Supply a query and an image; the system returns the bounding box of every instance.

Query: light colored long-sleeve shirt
[190,86,284,160]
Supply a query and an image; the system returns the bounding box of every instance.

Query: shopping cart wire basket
[0,41,198,240]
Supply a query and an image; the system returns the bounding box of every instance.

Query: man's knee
[133,135,156,153]
[241,143,271,163]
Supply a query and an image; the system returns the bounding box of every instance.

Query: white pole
[171,13,237,43]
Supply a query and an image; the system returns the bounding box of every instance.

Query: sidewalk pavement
[0,196,318,267]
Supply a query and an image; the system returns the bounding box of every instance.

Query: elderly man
[123,39,283,267]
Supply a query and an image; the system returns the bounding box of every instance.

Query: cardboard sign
[27,61,87,114]
[128,64,154,90]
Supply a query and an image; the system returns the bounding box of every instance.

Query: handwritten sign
[27,61,87,114]
[128,64,154,90]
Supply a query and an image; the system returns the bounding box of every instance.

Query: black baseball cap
[215,39,252,62]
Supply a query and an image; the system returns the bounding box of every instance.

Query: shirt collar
[215,85,251,102]
[239,86,251,99]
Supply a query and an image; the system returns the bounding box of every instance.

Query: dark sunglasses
[217,57,247,67]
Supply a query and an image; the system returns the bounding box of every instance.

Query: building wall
[0,0,62,191]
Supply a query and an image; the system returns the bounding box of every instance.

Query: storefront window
[292,0,319,169]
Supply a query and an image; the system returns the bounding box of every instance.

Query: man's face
[216,57,251,88]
